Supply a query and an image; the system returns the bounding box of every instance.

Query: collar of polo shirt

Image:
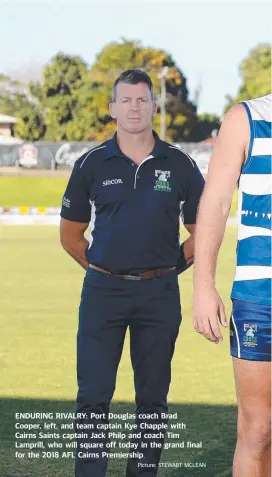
[104,130,168,160]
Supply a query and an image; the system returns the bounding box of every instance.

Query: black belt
[89,264,175,280]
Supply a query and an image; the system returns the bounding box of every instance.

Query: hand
[193,287,228,343]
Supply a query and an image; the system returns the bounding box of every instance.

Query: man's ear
[109,102,116,119]
[152,102,158,117]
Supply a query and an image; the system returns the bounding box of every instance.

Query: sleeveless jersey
[231,94,272,305]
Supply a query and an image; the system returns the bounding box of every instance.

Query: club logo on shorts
[243,323,258,347]
[154,170,171,192]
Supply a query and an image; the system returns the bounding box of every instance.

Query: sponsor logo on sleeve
[62,197,71,208]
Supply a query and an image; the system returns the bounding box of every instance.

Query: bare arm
[60,218,89,270]
[194,104,248,286]
[177,223,195,273]
[193,104,249,342]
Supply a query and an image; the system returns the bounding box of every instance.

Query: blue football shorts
[230,299,271,362]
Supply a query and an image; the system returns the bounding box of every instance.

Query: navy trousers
[75,267,182,477]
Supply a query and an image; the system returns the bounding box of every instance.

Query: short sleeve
[60,154,93,223]
[182,158,205,224]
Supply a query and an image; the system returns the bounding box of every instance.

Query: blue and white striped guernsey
[231,94,272,306]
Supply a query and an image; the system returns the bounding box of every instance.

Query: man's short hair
[112,69,154,102]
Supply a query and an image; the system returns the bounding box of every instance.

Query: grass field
[0,176,239,216]
[0,177,68,208]
[0,225,238,477]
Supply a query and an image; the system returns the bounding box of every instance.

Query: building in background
[0,114,17,136]
[0,114,22,144]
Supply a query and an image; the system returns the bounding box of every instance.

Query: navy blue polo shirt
[60,131,205,273]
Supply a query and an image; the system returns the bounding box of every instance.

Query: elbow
[218,201,231,221]
[59,220,73,253]
[199,195,230,221]
[60,233,71,254]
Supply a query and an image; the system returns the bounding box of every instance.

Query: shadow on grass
[0,398,236,477]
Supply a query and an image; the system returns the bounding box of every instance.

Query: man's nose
[130,99,140,109]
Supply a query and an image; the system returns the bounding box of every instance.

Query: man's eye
[122,99,129,103]
[140,98,147,102]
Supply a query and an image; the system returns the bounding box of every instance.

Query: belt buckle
[124,274,142,281]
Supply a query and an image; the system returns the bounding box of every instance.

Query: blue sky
[0,0,271,115]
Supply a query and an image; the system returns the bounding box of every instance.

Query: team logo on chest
[243,323,258,348]
[154,170,171,192]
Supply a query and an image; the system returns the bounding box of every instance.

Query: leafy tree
[14,103,46,141]
[34,53,89,141]
[188,113,221,142]
[225,43,271,112]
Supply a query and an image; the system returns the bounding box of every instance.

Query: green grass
[0,226,238,477]
[0,176,238,216]
[0,177,69,208]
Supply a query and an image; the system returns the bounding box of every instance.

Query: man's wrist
[194,275,215,289]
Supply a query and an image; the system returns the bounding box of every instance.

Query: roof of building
[0,134,22,144]
[0,114,18,124]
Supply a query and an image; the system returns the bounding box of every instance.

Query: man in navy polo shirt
[60,69,204,477]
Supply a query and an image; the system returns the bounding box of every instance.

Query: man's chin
[124,124,148,134]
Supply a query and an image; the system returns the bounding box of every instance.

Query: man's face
[109,82,157,134]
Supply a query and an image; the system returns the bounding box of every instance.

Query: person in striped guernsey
[193,94,271,477]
